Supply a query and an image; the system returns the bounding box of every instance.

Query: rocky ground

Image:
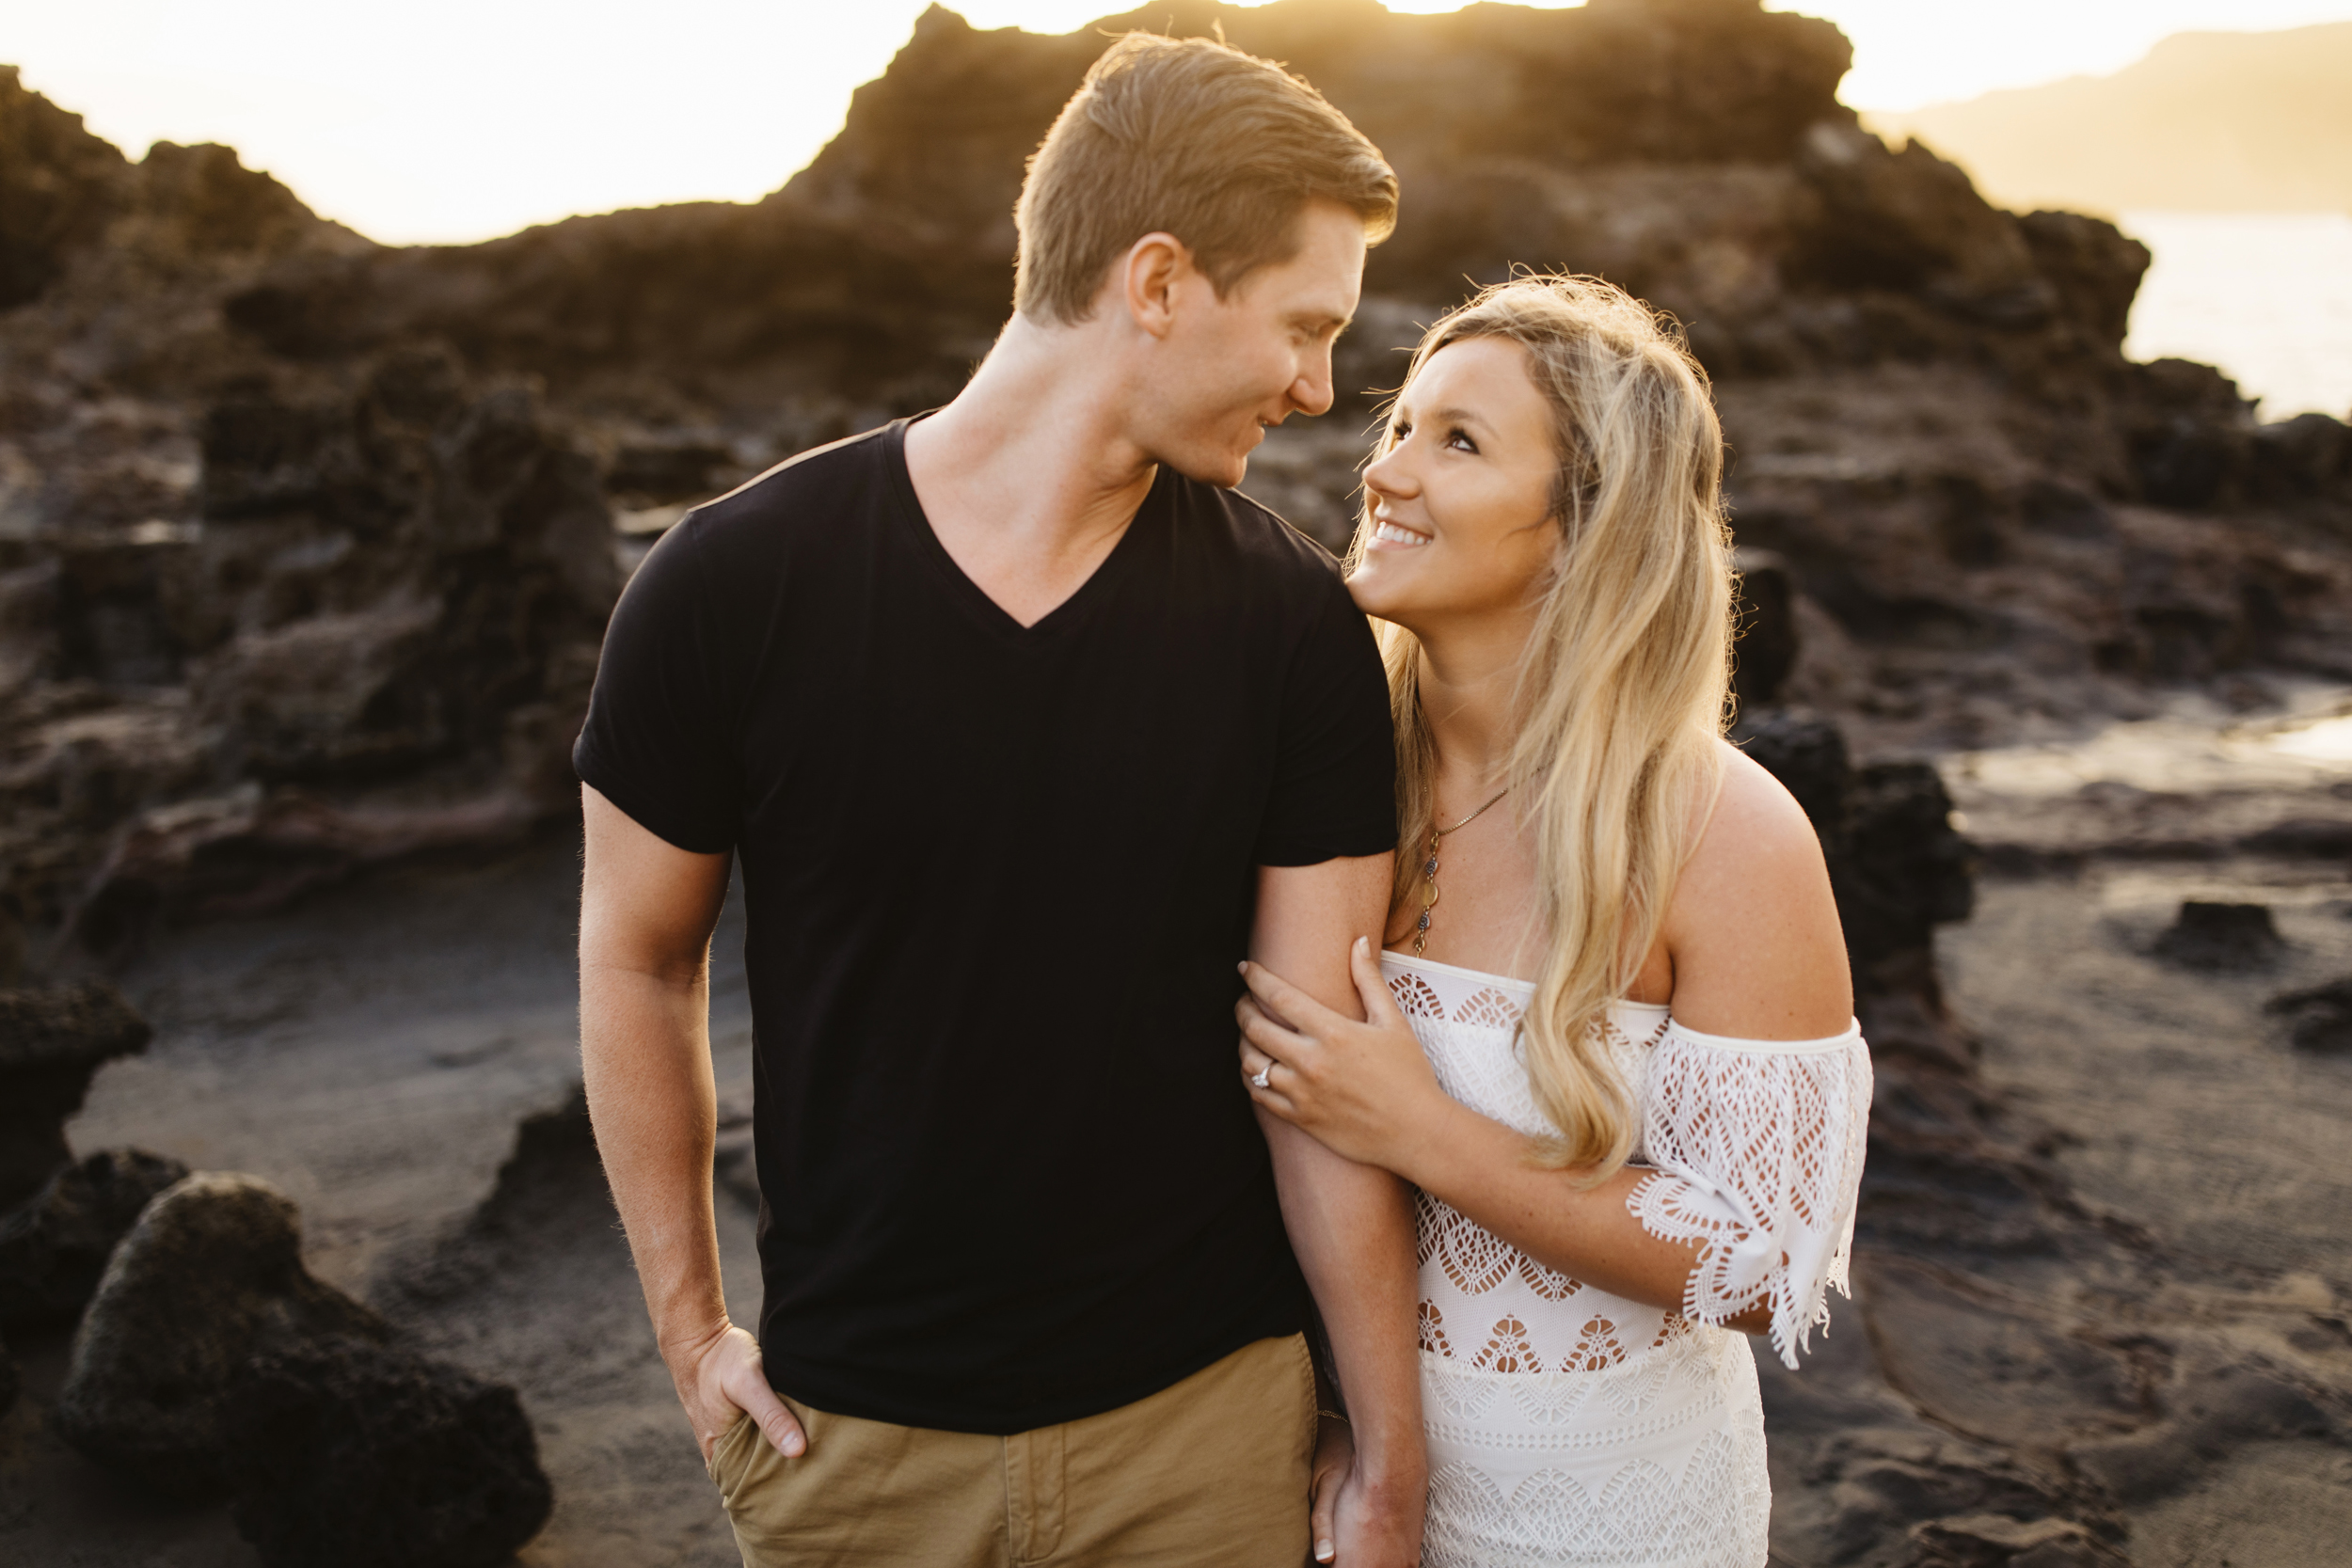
[4,0,2351,1562]
[3,694,2345,1566]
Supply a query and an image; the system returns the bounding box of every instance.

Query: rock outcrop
[0,982,153,1205]
[224,1340,553,1568]
[0,1147,188,1327]
[56,1170,553,1564]
[57,1173,394,1497]
[6,1,2350,948]
[2152,899,2284,972]
[1,341,618,951]
[2268,975,2352,1053]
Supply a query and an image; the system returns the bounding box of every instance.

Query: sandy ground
[5,692,2349,1566]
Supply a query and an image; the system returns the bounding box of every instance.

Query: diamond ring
[1250,1065,1272,1089]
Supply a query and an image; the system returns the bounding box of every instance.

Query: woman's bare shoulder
[1701,739,1825,869]
[1660,739,1852,1038]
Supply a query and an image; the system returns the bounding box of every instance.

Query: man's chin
[1160,448,1253,491]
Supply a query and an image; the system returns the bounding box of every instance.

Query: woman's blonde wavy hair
[1353,274,1737,1177]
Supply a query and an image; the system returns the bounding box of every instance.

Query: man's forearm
[1263,1113,1423,1481]
[580,959,728,1355]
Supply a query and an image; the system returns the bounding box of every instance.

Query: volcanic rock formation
[0,1147,189,1327]
[5,2,2350,949]
[0,981,153,1205]
[56,1169,553,1567]
[224,1339,553,1568]
[57,1173,399,1497]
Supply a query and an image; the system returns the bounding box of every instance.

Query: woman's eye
[1446,427,1479,454]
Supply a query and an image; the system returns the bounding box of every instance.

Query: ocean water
[2121,211,2352,422]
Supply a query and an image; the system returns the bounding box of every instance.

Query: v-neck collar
[883,416,1161,645]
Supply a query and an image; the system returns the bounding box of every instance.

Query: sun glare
[4,0,2349,243]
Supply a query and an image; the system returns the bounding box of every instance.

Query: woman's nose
[1364,444,1414,500]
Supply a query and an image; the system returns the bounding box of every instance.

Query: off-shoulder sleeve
[1625,1019,1872,1370]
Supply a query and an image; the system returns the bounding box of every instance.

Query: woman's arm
[1238,746,1855,1336]
[1241,942,1756,1324]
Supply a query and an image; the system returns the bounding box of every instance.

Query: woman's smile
[1370,517,1432,548]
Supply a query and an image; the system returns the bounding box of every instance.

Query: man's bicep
[580,784,732,980]
[1250,853,1393,1021]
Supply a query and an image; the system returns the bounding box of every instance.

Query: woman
[1238,276,1871,1567]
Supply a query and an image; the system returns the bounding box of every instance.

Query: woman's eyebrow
[1424,405,1490,431]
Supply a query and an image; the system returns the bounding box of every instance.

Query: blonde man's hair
[1352,275,1737,1178]
[1014,33,1398,325]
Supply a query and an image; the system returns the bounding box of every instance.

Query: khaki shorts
[707,1333,1318,1567]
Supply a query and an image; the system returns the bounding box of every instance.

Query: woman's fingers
[1237,958,1338,1037]
[1348,934,1405,1027]
[1235,994,1310,1059]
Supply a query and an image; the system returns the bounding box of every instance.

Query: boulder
[2152,900,2283,972]
[224,1340,552,1568]
[0,982,153,1207]
[56,1172,392,1497]
[2265,975,2352,1053]
[0,1147,188,1328]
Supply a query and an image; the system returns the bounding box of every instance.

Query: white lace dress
[1383,952,1872,1568]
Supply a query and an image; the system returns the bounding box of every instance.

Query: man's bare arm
[579,785,803,1462]
[1253,852,1425,1567]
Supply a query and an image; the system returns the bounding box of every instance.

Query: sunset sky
[8,0,2351,245]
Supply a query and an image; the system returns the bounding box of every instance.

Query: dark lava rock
[2152,899,2283,971]
[1731,552,1800,710]
[2266,975,2352,1053]
[0,982,153,1207]
[1735,711,1976,976]
[56,1172,392,1497]
[0,1323,17,1418]
[0,1147,189,1328]
[0,65,129,309]
[1909,1512,2130,1567]
[224,1340,551,1568]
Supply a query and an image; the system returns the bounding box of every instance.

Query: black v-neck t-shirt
[574,420,1396,1433]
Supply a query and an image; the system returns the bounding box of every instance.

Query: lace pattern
[1382,950,1868,1567]
[1627,1022,1872,1368]
[1421,1324,1772,1568]
[1393,956,1679,1379]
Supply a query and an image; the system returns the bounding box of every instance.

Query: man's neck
[901,314,1160,627]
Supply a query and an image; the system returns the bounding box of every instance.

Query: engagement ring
[1250,1066,1271,1088]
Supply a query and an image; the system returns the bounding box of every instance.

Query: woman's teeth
[1374,521,1431,546]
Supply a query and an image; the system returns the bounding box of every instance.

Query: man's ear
[1120,231,1192,340]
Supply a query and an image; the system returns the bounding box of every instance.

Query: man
[576,33,1422,1567]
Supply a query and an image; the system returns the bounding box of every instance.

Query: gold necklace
[1411,788,1509,957]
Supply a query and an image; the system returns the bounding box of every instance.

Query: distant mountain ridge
[1869,21,2352,216]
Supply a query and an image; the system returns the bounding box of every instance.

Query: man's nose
[1291,348,1335,419]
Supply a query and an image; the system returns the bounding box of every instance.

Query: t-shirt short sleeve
[1252,572,1399,866]
[572,516,743,854]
